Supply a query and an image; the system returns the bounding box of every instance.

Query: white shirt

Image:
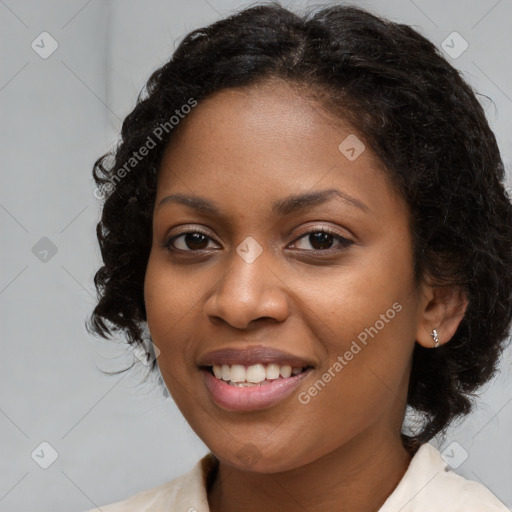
[86,443,509,511]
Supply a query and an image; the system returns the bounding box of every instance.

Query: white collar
[93,442,508,511]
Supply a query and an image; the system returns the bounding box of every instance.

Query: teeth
[266,363,280,380]
[212,365,223,379]
[230,364,247,383]
[211,363,306,383]
[280,365,292,378]
[246,363,266,383]
[221,364,231,381]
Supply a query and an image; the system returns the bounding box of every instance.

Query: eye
[163,226,353,254]
[289,227,353,252]
[164,230,220,252]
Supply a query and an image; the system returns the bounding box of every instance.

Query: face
[144,80,423,473]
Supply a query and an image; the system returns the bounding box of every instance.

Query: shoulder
[379,443,509,512]
[83,452,216,512]
[83,477,182,512]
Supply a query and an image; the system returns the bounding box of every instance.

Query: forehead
[162,81,334,165]
[156,81,402,220]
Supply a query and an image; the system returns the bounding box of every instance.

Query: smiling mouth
[201,363,313,387]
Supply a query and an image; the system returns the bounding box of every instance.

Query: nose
[203,247,290,330]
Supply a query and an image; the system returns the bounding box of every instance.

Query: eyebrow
[156,188,370,215]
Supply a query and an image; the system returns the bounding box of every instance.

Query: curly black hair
[87,1,512,452]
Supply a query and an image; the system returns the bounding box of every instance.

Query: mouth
[200,363,313,387]
[200,363,314,412]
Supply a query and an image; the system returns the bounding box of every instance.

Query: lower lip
[202,368,313,412]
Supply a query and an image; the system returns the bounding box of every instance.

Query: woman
[86,2,512,510]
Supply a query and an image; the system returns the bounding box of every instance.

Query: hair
[87,1,512,452]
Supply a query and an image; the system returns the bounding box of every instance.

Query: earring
[430,329,439,348]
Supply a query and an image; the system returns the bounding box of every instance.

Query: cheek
[288,246,417,430]
[284,306,415,466]
[144,254,199,328]
[143,257,203,413]
[297,239,416,348]
[143,256,201,375]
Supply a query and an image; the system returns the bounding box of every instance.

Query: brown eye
[165,231,218,251]
[182,233,209,250]
[291,228,353,252]
[308,232,335,250]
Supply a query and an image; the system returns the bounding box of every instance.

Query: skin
[144,79,468,512]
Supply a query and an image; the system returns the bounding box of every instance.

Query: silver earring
[431,329,439,348]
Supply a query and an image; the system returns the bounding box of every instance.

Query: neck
[207,429,413,512]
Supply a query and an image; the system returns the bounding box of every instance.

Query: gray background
[1,0,511,510]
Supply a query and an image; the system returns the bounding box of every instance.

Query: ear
[415,283,469,349]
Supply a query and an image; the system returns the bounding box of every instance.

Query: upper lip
[197,344,315,368]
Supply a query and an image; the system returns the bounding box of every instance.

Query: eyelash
[162,226,353,255]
